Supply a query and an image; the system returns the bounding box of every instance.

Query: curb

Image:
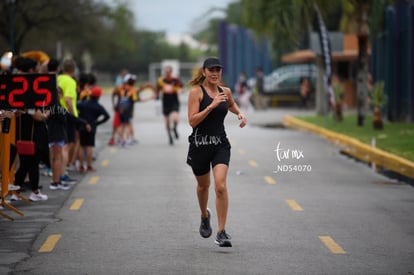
[283,115,414,180]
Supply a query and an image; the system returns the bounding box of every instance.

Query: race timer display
[0,73,58,109]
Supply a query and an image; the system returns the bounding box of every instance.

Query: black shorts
[163,104,179,116]
[119,111,132,123]
[66,120,76,143]
[80,129,96,147]
[162,94,179,116]
[186,141,231,176]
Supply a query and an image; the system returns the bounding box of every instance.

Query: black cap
[203,57,222,69]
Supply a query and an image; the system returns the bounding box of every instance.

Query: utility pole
[7,0,16,53]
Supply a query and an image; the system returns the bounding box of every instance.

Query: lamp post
[7,0,16,53]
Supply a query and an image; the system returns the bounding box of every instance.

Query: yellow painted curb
[283,115,414,179]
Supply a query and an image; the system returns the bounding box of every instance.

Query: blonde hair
[189,67,205,86]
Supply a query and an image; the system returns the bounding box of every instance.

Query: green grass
[298,114,414,162]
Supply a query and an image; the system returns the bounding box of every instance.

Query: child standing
[77,87,110,172]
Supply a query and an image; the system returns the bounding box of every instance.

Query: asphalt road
[1,93,413,275]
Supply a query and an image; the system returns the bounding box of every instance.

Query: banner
[314,3,336,109]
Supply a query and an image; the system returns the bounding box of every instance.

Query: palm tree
[242,0,333,59]
[241,0,391,123]
[353,0,370,126]
[242,0,334,114]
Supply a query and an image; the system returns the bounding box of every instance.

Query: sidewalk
[282,115,414,183]
[238,100,414,183]
[242,107,314,127]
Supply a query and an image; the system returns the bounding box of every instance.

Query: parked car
[261,64,316,107]
[263,64,316,95]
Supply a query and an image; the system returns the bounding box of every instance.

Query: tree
[241,0,336,114]
[0,0,223,77]
[338,0,393,126]
[241,0,391,122]
[192,1,245,56]
[242,0,334,60]
[0,0,116,54]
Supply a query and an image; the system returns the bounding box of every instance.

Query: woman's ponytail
[189,67,205,86]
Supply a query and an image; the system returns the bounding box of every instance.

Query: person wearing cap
[156,66,183,145]
[77,86,110,171]
[187,57,247,247]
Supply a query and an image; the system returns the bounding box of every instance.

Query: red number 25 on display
[0,74,58,109]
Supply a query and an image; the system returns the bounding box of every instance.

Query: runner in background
[156,66,183,145]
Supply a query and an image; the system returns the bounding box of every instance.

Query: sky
[128,0,235,35]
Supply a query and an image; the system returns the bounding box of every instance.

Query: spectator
[57,59,78,184]
[115,69,129,87]
[77,87,110,171]
[300,77,311,108]
[251,67,268,110]
[46,58,71,191]
[13,57,49,201]
[238,81,252,111]
[234,71,248,105]
[112,74,138,146]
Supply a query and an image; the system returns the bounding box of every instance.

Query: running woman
[156,66,183,145]
[187,57,247,247]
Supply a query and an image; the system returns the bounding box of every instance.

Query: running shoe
[49,182,70,190]
[199,208,212,238]
[125,139,135,146]
[66,163,77,171]
[108,138,115,146]
[10,194,21,201]
[87,166,96,172]
[43,168,53,177]
[215,230,232,247]
[60,174,77,184]
[29,191,48,201]
[173,127,179,139]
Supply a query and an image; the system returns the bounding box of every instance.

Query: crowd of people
[1,52,249,248]
[0,52,109,202]
[234,67,267,111]
[0,51,188,205]
[108,65,183,146]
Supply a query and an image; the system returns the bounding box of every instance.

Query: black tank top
[189,85,228,143]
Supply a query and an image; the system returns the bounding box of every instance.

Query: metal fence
[218,21,273,90]
[372,1,414,122]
